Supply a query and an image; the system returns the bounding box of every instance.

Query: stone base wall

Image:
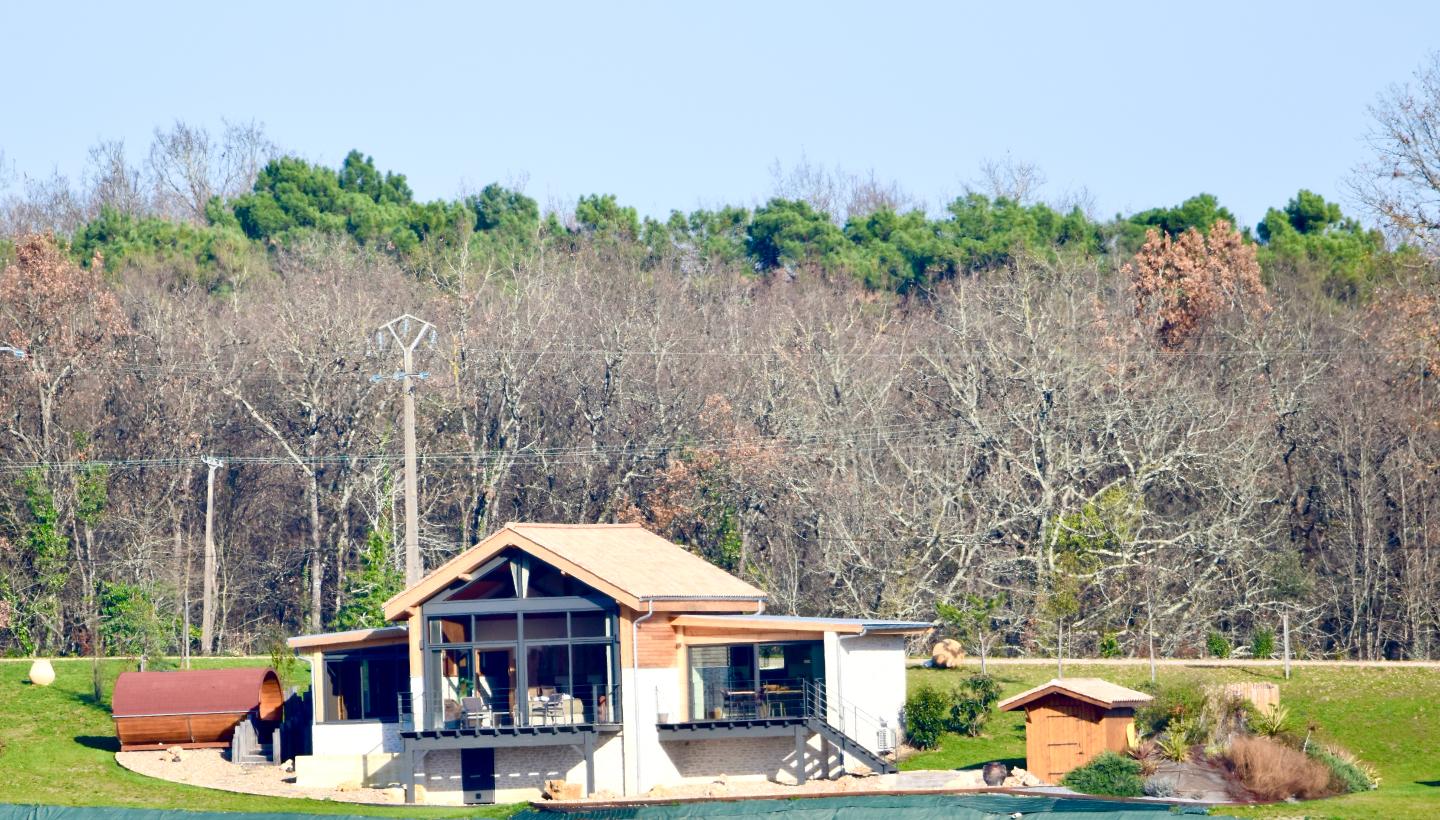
[660,734,833,786]
[420,735,625,805]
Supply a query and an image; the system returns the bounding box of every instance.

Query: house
[286,522,930,805]
[996,678,1152,782]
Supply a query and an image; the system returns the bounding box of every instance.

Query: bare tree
[1351,51,1440,254]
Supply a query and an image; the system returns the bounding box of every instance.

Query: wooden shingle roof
[382,522,766,618]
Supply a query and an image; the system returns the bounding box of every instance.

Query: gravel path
[116,749,402,805]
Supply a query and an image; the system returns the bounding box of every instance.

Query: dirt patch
[116,749,402,805]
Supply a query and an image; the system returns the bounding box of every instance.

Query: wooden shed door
[1034,702,1099,780]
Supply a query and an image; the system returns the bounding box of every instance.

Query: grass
[902,662,1440,819]
[0,657,518,817]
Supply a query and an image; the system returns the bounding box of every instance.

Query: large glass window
[687,641,822,721]
[425,607,618,728]
[321,650,407,722]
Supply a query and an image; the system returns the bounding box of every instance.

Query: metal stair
[800,680,898,775]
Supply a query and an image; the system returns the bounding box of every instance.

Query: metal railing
[422,682,621,730]
[692,676,814,721]
[804,679,895,753]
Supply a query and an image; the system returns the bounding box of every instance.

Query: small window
[430,616,471,644]
[570,611,609,638]
[523,612,567,640]
[473,613,518,642]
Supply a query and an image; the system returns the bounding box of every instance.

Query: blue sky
[2,1,1438,229]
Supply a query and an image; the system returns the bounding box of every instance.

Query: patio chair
[461,696,493,728]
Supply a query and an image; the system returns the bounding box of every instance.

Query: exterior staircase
[800,680,898,775]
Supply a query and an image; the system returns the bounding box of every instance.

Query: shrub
[1157,725,1192,762]
[1227,736,1334,801]
[950,674,1000,737]
[1136,678,1207,737]
[903,686,950,749]
[1098,631,1122,658]
[1250,627,1276,659]
[1206,630,1232,658]
[1249,703,1291,737]
[1060,751,1144,797]
[1143,774,1178,798]
[1312,745,1378,793]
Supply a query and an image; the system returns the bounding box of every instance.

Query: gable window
[421,549,619,730]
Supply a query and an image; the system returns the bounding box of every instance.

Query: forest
[3,56,1440,664]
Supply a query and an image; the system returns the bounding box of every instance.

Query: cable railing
[691,676,813,721]
[804,679,895,754]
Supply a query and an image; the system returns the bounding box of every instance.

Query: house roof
[287,625,409,652]
[997,677,1154,712]
[382,522,767,619]
[672,614,933,635]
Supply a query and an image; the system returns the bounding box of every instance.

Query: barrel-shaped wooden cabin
[111,667,284,751]
[997,677,1152,783]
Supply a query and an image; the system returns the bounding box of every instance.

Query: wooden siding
[1022,694,1136,782]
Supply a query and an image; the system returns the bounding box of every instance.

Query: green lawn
[0,658,518,817]
[903,662,1440,820]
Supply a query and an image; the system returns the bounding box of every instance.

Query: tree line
[2,56,1440,662]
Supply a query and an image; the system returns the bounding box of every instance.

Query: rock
[1007,767,1044,787]
[165,745,187,763]
[593,789,619,800]
[334,780,361,792]
[544,779,583,800]
[381,787,404,803]
[930,639,966,668]
[282,760,294,773]
[849,763,874,777]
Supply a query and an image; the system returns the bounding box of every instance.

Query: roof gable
[383,523,765,620]
[997,677,1153,712]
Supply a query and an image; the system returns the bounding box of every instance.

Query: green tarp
[514,794,1231,819]
[0,796,1233,820]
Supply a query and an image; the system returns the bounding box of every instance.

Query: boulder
[544,779,583,800]
[931,639,966,668]
[982,761,1008,786]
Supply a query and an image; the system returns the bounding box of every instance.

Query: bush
[1312,745,1377,793]
[1060,751,1144,796]
[1143,773,1178,797]
[1206,630,1232,658]
[1228,736,1334,801]
[1251,627,1276,659]
[1249,703,1291,737]
[1098,631,1122,658]
[903,686,950,749]
[1136,678,1207,737]
[950,674,1000,737]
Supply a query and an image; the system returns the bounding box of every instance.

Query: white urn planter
[28,658,56,686]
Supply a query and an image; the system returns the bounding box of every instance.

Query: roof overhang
[672,614,932,635]
[997,680,1154,712]
[381,525,766,621]
[287,625,409,653]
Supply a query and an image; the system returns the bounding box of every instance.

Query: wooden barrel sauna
[111,667,284,751]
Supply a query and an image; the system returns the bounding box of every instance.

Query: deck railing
[423,682,620,730]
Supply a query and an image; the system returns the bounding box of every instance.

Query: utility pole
[1282,611,1292,680]
[200,455,222,654]
[374,314,435,586]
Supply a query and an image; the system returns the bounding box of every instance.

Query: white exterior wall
[825,631,908,752]
[625,666,682,794]
[311,720,403,756]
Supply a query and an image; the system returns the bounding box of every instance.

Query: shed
[111,667,284,751]
[997,677,1152,782]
